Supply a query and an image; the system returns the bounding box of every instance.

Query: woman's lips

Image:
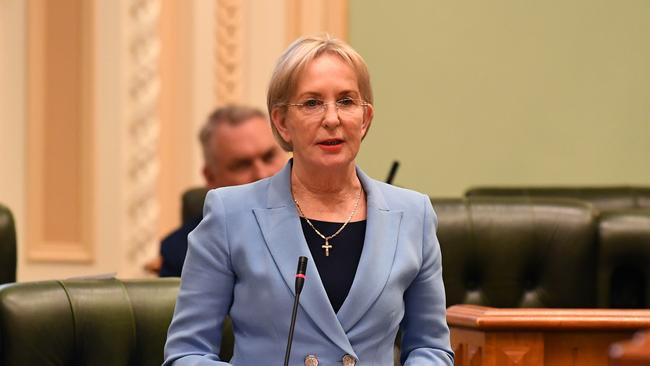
[317,139,344,152]
[319,139,343,145]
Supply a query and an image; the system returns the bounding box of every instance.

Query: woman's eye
[303,99,322,108]
[337,98,356,107]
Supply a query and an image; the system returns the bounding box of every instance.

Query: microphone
[385,160,400,185]
[294,256,308,295]
[284,256,308,366]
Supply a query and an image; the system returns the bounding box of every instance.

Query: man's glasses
[281,98,369,119]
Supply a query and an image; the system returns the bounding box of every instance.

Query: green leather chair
[0,278,235,366]
[432,197,598,308]
[598,209,650,308]
[0,204,16,285]
[181,187,209,225]
[0,278,178,365]
[464,187,650,308]
[465,186,650,212]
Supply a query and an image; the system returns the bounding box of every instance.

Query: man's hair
[199,105,267,165]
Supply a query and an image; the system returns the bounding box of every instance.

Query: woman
[163,35,453,366]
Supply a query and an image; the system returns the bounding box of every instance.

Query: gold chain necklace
[293,187,362,257]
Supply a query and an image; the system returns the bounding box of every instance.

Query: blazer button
[304,354,319,366]
[342,354,356,366]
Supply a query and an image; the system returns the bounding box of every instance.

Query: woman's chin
[319,155,357,170]
[297,153,354,170]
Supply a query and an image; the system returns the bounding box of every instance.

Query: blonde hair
[267,34,373,151]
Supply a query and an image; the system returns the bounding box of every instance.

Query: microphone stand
[386,160,400,185]
[284,256,308,366]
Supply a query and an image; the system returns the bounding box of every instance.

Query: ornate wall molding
[125,0,161,276]
[213,0,348,108]
[215,0,244,105]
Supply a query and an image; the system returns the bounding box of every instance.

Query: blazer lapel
[336,168,403,332]
[252,162,355,356]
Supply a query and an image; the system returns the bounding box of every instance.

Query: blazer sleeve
[400,194,455,365]
[163,190,234,366]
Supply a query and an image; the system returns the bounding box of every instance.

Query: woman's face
[272,54,373,172]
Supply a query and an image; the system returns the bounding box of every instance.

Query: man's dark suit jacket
[159,218,202,277]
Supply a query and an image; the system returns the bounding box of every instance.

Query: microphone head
[294,256,308,295]
[297,256,308,275]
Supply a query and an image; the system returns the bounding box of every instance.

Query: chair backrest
[0,204,16,285]
[0,278,235,366]
[431,197,598,308]
[181,187,209,225]
[465,186,650,212]
[0,278,179,366]
[598,209,650,308]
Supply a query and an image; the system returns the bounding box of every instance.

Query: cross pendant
[322,239,333,257]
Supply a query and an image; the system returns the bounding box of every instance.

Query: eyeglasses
[281,98,369,119]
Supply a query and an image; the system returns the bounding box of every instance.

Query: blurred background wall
[350,0,650,196]
[0,0,648,281]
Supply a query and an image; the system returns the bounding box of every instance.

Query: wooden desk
[610,330,650,366]
[447,305,650,366]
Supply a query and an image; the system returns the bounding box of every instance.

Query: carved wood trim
[215,0,244,105]
[125,0,161,274]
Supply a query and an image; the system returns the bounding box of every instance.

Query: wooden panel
[545,331,630,366]
[158,0,196,239]
[451,328,486,366]
[448,305,650,366]
[490,333,543,366]
[610,330,650,366]
[26,0,94,262]
[452,328,543,366]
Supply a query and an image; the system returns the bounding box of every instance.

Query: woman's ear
[271,107,292,144]
[361,103,374,137]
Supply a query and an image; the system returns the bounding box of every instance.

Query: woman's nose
[321,103,341,128]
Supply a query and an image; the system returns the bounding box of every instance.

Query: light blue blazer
[163,162,454,366]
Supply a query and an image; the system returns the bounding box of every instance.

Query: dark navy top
[300,218,367,313]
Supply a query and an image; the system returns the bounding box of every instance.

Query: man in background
[150,105,287,276]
